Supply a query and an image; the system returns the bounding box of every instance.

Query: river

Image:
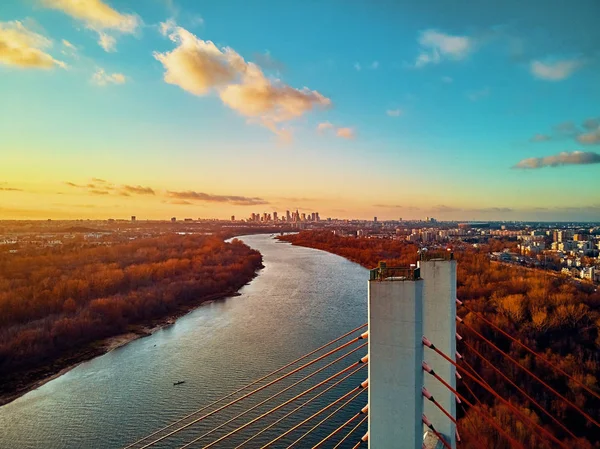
[0,234,368,449]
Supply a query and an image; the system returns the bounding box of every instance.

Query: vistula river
[0,234,368,449]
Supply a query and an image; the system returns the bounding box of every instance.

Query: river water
[0,234,368,449]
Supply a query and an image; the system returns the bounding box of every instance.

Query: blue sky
[1,0,599,221]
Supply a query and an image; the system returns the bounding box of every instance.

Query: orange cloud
[0,21,66,69]
[42,0,139,52]
[336,127,355,139]
[167,190,268,206]
[154,24,331,137]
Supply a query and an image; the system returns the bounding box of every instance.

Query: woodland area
[0,235,262,401]
[280,231,600,448]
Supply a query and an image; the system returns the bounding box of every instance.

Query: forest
[0,235,262,401]
[280,231,600,448]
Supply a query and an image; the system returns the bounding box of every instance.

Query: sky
[1,0,600,221]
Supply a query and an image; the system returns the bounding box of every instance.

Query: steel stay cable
[124,322,366,449]
[179,343,367,449]
[312,410,362,448]
[286,388,367,448]
[424,424,452,449]
[424,368,526,449]
[199,357,367,449]
[235,363,367,448]
[333,414,368,449]
[423,392,457,425]
[260,385,364,449]
[458,402,488,449]
[426,343,569,449]
[462,338,578,439]
[458,318,600,430]
[139,332,366,448]
[461,301,600,402]
[350,442,361,449]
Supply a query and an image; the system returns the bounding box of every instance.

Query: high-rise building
[131,216,136,222]
[374,216,378,223]
[286,210,291,222]
[171,217,176,222]
[301,213,306,221]
[273,212,278,222]
[231,215,235,222]
[316,212,320,221]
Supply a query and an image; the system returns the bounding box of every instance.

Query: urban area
[2,210,599,285]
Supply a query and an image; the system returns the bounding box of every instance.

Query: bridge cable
[124,322,366,449]
[462,337,578,439]
[332,414,368,449]
[234,363,367,448]
[312,405,366,449]
[424,339,569,449]
[457,318,600,430]
[423,362,526,449]
[459,300,600,402]
[260,385,367,449]
[137,330,367,448]
[290,388,366,449]
[179,344,367,449]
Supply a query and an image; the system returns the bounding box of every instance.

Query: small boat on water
[173,381,185,386]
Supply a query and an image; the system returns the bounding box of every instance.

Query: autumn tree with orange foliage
[0,235,262,400]
[281,231,600,448]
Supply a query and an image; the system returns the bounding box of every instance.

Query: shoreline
[0,278,258,407]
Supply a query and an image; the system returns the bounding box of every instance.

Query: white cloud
[159,18,176,36]
[0,20,66,69]
[354,62,361,71]
[441,76,453,83]
[336,127,355,139]
[98,32,116,52]
[370,61,379,69]
[386,109,402,117]
[530,58,582,81]
[61,39,75,50]
[154,25,331,138]
[41,0,140,52]
[513,151,600,169]
[414,29,473,68]
[91,68,126,86]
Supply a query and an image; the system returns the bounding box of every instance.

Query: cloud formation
[513,151,600,169]
[42,0,139,52]
[317,122,355,139]
[91,68,126,86]
[386,109,402,117]
[336,127,355,139]
[122,185,155,195]
[167,190,268,206]
[531,116,600,145]
[577,128,600,145]
[530,58,582,81]
[0,20,66,69]
[154,23,331,138]
[414,29,473,68]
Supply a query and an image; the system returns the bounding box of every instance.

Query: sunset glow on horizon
[2,0,600,221]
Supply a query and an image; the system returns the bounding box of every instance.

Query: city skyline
[1,0,600,221]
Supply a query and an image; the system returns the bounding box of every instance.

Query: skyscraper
[286,210,291,222]
[273,212,278,222]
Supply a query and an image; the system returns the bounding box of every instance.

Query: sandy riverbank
[0,289,246,407]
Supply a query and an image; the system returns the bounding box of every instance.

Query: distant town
[1,213,599,285]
